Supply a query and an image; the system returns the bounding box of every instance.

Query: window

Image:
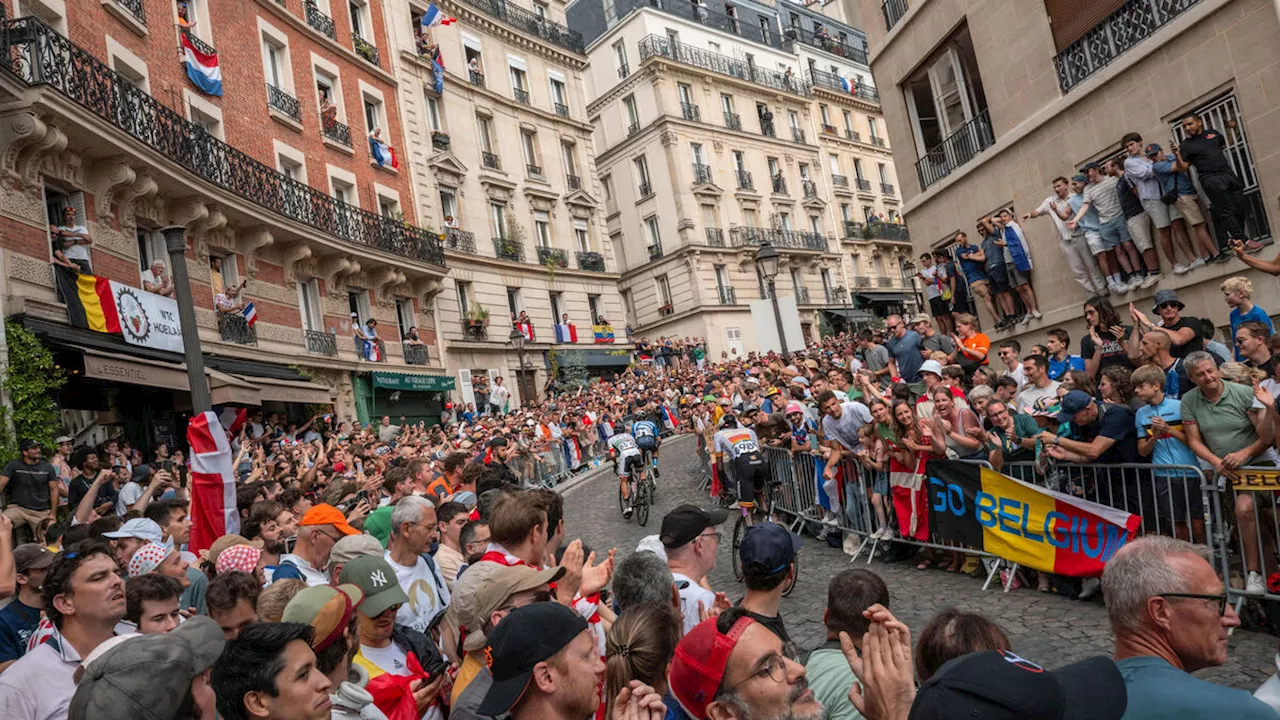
[426,94,443,131]
[868,117,879,140]
[490,202,508,237]
[188,102,223,140]
[348,0,367,38]
[621,288,635,325]
[767,157,781,177]
[315,69,342,122]
[656,275,673,309]
[904,24,991,186]
[634,155,651,189]
[733,150,746,173]
[819,104,831,125]
[332,177,354,204]
[363,97,382,133]
[702,203,719,229]
[790,268,802,293]
[788,111,800,131]
[666,29,679,46]
[863,205,874,221]
[840,203,852,222]
[464,46,484,78]
[809,215,822,234]
[720,94,735,114]
[744,208,758,227]
[821,268,833,294]
[550,76,567,108]
[842,110,853,132]
[509,65,528,93]
[574,219,590,252]
[534,210,551,247]
[135,227,164,273]
[678,83,693,106]
[854,158,864,180]
[456,280,473,316]
[395,298,416,340]
[506,287,523,317]
[623,95,639,126]
[521,131,540,174]
[645,215,661,248]
[439,188,458,224]
[533,1,547,19]
[873,255,885,276]
[347,288,371,321]
[691,143,707,165]
[829,155,841,175]
[550,291,565,322]
[613,41,628,74]
[477,115,494,153]
[877,163,888,184]
[379,196,399,218]
[263,39,288,90]
[298,278,322,332]
[279,154,303,180]
[758,16,769,39]
[561,141,578,176]
[798,162,810,181]
[779,212,792,231]
[588,294,601,323]
[714,264,729,290]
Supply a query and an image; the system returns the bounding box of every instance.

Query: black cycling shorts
[733,455,769,506]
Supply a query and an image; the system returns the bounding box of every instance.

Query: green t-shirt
[1180,381,1260,460]
[804,644,864,720]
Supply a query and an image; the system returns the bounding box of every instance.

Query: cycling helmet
[718,414,738,429]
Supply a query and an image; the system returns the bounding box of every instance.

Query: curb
[555,433,697,496]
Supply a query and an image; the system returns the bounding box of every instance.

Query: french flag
[241,301,258,327]
[187,411,239,554]
[421,3,457,27]
[181,32,223,97]
[555,323,577,343]
[662,404,679,429]
[370,138,400,169]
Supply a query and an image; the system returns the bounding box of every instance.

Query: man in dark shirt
[1172,114,1254,253]
[0,544,54,670]
[1041,389,1141,511]
[737,522,800,660]
[0,440,60,543]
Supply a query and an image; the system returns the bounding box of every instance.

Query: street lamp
[161,225,210,413]
[834,284,849,334]
[507,326,527,366]
[899,257,923,315]
[755,243,788,355]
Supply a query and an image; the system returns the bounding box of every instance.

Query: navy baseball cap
[1081,161,1101,173]
[739,522,801,573]
[1144,143,1162,156]
[1056,390,1094,424]
[910,650,1126,720]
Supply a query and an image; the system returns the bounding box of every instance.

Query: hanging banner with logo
[110,281,185,353]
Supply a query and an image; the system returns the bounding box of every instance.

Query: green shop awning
[544,348,633,368]
[371,371,456,392]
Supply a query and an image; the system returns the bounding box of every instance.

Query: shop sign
[111,282,185,353]
[372,372,456,392]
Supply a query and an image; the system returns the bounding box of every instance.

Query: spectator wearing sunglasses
[1131,290,1205,359]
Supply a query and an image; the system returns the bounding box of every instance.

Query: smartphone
[355,490,370,504]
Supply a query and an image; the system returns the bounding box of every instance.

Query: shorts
[636,436,658,452]
[1005,263,1030,288]
[733,455,769,505]
[617,452,642,478]
[1097,215,1131,249]
[969,279,992,300]
[1125,213,1155,253]
[1175,194,1206,225]
[1141,199,1181,230]
[1154,473,1206,528]
[929,296,950,317]
[873,470,889,496]
[1084,231,1106,255]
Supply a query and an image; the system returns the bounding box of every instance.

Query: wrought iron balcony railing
[0,16,444,267]
[705,227,725,247]
[681,102,700,121]
[639,181,653,196]
[846,128,860,141]
[792,127,806,143]
[871,136,886,147]
[854,276,871,288]
[883,0,908,31]
[352,35,380,66]
[444,228,477,253]
[802,180,818,198]
[729,227,829,252]
[915,109,995,190]
[855,177,872,192]
[576,251,605,272]
[537,246,568,268]
[881,182,895,196]
[218,312,258,345]
[723,111,741,130]
[771,176,788,195]
[566,174,581,190]
[831,174,849,187]
[462,320,488,341]
[825,287,845,304]
[494,237,524,261]
[692,163,712,185]
[267,83,301,122]
[736,170,753,191]
[717,286,736,304]
[513,87,530,104]
[782,25,868,63]
[822,123,837,135]
[305,329,338,356]
[647,243,663,259]
[431,131,450,150]
[1054,0,1201,91]
[454,0,585,53]
[403,343,430,365]
[760,121,776,137]
[554,102,569,117]
[639,0,787,49]
[638,35,811,97]
[527,163,542,177]
[354,337,387,362]
[795,287,811,304]
[877,276,895,288]
[469,70,485,86]
[482,152,501,170]
[304,0,336,39]
[806,69,879,102]
[844,221,911,241]
[627,121,641,136]
[618,63,630,78]
[322,115,352,146]
[112,0,146,25]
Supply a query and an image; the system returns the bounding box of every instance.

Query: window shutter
[1044,0,1128,52]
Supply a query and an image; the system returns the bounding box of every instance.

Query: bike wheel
[731,514,745,582]
[782,552,799,597]
[617,479,626,515]
[636,477,651,526]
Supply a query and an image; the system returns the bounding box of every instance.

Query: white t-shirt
[1035,196,1075,241]
[59,225,91,261]
[385,551,451,634]
[821,402,874,452]
[359,642,409,674]
[490,384,511,409]
[1015,381,1061,415]
[1002,363,1027,392]
[116,482,144,516]
[920,264,945,299]
[673,571,715,635]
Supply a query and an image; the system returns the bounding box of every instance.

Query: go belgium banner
[926,461,1142,578]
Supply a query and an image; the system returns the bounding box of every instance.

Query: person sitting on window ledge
[403,327,422,345]
[214,284,244,314]
[319,94,337,123]
[176,1,197,29]
[142,260,175,298]
[52,206,93,274]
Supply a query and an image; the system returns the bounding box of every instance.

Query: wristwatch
[1052,435,1061,446]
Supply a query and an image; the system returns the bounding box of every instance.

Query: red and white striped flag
[187,410,239,554]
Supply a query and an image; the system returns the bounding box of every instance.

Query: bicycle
[640,447,658,498]
[617,456,651,526]
[729,479,799,597]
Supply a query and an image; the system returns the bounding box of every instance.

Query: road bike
[617,455,652,526]
[728,468,799,597]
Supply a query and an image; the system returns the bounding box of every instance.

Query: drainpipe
[0,249,16,442]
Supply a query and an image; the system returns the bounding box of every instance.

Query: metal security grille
[1170,93,1272,242]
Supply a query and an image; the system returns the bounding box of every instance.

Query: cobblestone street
[561,435,1277,689]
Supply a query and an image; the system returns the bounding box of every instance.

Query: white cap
[102,518,164,544]
[919,359,944,378]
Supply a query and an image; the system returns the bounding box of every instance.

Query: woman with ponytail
[604,602,682,718]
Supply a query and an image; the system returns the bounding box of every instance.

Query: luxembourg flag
[181,32,223,97]
[517,321,535,342]
[216,406,248,435]
[421,3,457,28]
[187,411,239,554]
[241,301,258,327]
[554,323,577,343]
[661,404,679,429]
[370,138,400,169]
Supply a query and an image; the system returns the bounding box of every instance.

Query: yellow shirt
[451,652,485,704]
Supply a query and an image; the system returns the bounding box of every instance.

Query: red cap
[669,616,755,719]
[299,504,360,536]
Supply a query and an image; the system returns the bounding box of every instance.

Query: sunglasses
[1158,303,1180,311]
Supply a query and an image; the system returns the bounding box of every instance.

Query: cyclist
[608,429,643,519]
[631,415,661,479]
[712,414,769,523]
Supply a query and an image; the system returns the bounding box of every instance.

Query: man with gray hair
[1180,350,1276,596]
[385,495,451,633]
[1103,536,1273,718]
[612,550,678,613]
[141,259,174,298]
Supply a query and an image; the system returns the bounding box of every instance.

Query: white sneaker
[1123,277,1140,292]
[1187,257,1207,270]
[1020,314,1032,326]
[1246,571,1267,596]
[1140,273,1161,289]
[1078,577,1102,600]
[1031,310,1043,320]
[1172,262,1189,275]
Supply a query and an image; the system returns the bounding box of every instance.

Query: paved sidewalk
[561,434,1277,689]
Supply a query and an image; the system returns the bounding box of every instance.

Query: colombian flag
[592,324,615,343]
[66,274,122,334]
[926,461,1141,577]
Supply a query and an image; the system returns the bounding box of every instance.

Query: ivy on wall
[0,322,68,461]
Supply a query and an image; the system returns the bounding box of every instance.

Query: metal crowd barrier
[1215,465,1280,607]
[504,407,684,489]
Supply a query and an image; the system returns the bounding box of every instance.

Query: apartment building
[0,0,451,444]
[568,0,908,358]
[863,0,1279,345]
[382,0,630,407]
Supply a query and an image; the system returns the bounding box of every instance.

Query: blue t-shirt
[1069,193,1100,233]
[0,599,41,662]
[886,330,924,383]
[1229,304,1273,361]
[1134,398,1199,476]
[954,243,988,283]
[1152,159,1196,196]
[1117,655,1275,720]
[1048,354,1085,381]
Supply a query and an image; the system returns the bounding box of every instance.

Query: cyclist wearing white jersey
[608,432,643,518]
[712,415,768,512]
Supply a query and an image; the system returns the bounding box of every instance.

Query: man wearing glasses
[661,504,729,635]
[274,504,360,586]
[1102,536,1274,718]
[882,314,923,384]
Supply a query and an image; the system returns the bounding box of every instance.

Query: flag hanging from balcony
[187,411,239,554]
[432,53,445,95]
[216,406,248,435]
[421,3,457,27]
[517,321,535,342]
[592,324,615,343]
[181,32,223,97]
[241,301,258,327]
[555,323,578,343]
[370,137,400,169]
[64,273,122,334]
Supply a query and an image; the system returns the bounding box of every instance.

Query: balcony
[352,35,380,67]
[759,121,776,138]
[322,115,352,147]
[431,131,451,151]
[304,0,336,39]
[182,30,216,57]
[266,84,301,123]
[218,312,257,346]
[681,102,701,121]
[638,0,786,49]
[111,0,146,25]
[723,112,741,131]
[618,63,630,78]
[454,0,585,53]
[729,227,828,252]
[554,102,569,117]
[639,181,653,197]
[482,152,501,170]
[403,343,430,365]
[845,128,860,141]
[647,243,663,260]
[771,176,788,195]
[807,69,879,102]
[354,338,386,362]
[566,174,581,190]
[855,177,872,192]
[795,287,811,304]
[692,163,712,185]
[877,276,895,288]
[462,321,488,341]
[844,220,911,242]
[627,121,641,136]
[802,180,818,199]
[881,183,896,196]
[822,123,838,135]
[444,228,477,253]
[513,88,531,105]
[825,287,846,304]
[832,174,849,188]
[638,35,811,97]
[915,109,995,190]
[883,0,908,31]
[470,70,486,87]
[705,227,725,247]
[854,276,871,289]
[1054,0,1200,92]
[791,127,806,143]
[576,251,606,272]
[305,329,338,357]
[527,163,542,177]
[736,170,754,191]
[871,136,886,148]
[0,16,446,268]
[717,286,736,305]
[658,303,675,316]
[537,246,568,268]
[783,25,868,64]
[494,237,524,262]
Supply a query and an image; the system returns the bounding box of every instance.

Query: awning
[371,371,456,392]
[856,292,910,303]
[209,370,259,406]
[233,374,333,405]
[79,347,262,405]
[822,308,879,321]
[545,348,633,368]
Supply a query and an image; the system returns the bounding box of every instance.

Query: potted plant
[465,302,490,328]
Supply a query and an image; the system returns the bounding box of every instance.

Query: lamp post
[161,225,210,413]
[899,257,922,316]
[835,284,849,334]
[754,243,788,355]
[508,325,528,400]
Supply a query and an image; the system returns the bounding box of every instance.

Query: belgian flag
[63,272,122,334]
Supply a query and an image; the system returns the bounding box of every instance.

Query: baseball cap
[909,650,1126,720]
[1144,142,1162,157]
[329,533,386,569]
[1071,174,1086,183]
[911,313,933,326]
[920,359,944,378]
[102,518,164,544]
[282,584,365,652]
[463,564,566,652]
[1029,396,1062,419]
[784,402,804,415]
[1056,390,1093,423]
[300,504,361,536]
[127,541,175,577]
[1082,161,1101,172]
[660,504,729,549]
[55,435,73,444]
[339,555,409,618]
[791,376,810,387]
[669,615,757,720]
[14,543,55,574]
[764,387,781,397]
[363,505,394,547]
[477,603,591,717]
[198,534,264,564]
[738,522,801,574]
[69,616,226,720]
[18,439,38,452]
